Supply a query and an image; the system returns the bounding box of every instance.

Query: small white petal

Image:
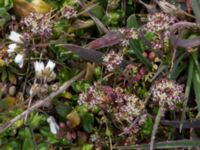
[7,43,18,53]
[47,116,59,135]
[45,60,56,71]
[8,43,18,50]
[14,54,24,68]
[8,31,23,44]
[34,61,45,73]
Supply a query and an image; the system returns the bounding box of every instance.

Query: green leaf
[22,138,34,150]
[0,8,10,28]
[38,143,50,150]
[82,113,94,133]
[129,40,152,70]
[82,144,93,150]
[127,14,139,28]
[140,118,153,139]
[0,0,13,10]
[53,19,69,37]
[180,57,194,131]
[29,113,46,129]
[1,68,7,82]
[56,104,72,119]
[57,68,79,83]
[40,127,59,144]
[169,52,188,80]
[72,80,90,93]
[19,127,32,139]
[193,69,200,113]
[90,5,104,19]
[145,32,155,41]
[191,52,200,113]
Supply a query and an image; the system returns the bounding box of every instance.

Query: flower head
[14,53,24,68]
[119,28,138,39]
[34,60,56,82]
[151,78,184,110]
[144,13,176,33]
[78,85,144,123]
[8,31,24,44]
[103,51,123,72]
[62,6,77,19]
[21,12,54,38]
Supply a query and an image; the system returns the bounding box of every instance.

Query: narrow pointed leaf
[88,32,123,50]
[114,139,200,149]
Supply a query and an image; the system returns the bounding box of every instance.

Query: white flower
[7,43,18,53]
[45,60,56,71]
[8,31,24,44]
[14,53,24,68]
[34,61,45,78]
[47,116,59,135]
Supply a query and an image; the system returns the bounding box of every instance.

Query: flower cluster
[151,38,163,50]
[34,60,56,82]
[119,28,138,39]
[144,13,176,33]
[62,6,77,19]
[119,28,138,47]
[78,85,144,123]
[114,93,144,123]
[124,65,146,85]
[151,78,184,110]
[20,12,54,38]
[7,31,25,68]
[103,51,123,72]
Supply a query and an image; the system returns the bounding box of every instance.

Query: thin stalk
[150,105,164,150]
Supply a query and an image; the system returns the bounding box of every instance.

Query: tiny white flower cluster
[62,6,77,19]
[114,94,144,123]
[119,28,138,39]
[21,12,53,38]
[103,51,123,72]
[151,39,163,50]
[144,12,176,33]
[78,86,102,109]
[119,28,138,47]
[151,78,184,110]
[7,31,25,68]
[34,60,56,82]
[78,85,145,123]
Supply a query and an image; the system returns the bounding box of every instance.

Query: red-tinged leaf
[59,44,133,68]
[88,32,124,50]
[59,44,103,65]
[170,21,200,48]
[186,0,191,13]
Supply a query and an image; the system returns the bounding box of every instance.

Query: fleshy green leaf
[82,113,94,133]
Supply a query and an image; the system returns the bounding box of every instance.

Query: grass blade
[114,139,200,149]
[169,52,188,80]
[129,40,152,70]
[180,56,194,131]
[190,0,200,23]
